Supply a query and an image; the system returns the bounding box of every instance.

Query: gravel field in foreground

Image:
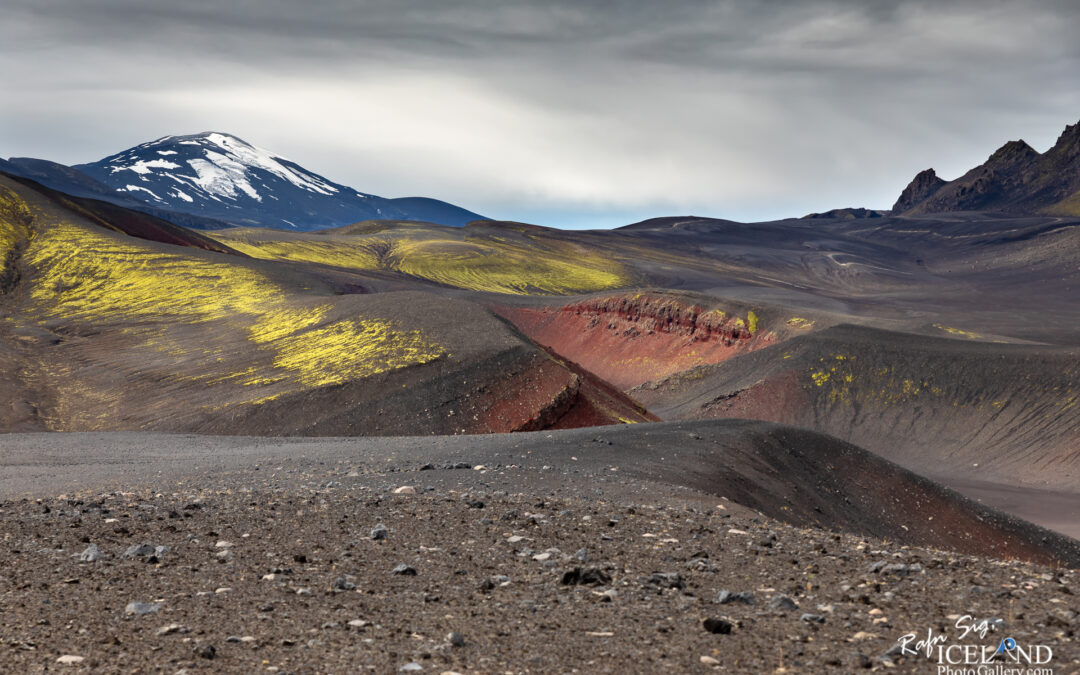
[0,445,1077,674]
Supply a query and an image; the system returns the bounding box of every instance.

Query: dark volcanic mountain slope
[896,120,1080,216]
[69,132,486,230]
[385,196,486,227]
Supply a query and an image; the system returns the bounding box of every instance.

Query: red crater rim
[494,294,774,390]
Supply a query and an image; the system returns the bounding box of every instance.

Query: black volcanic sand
[2,423,1080,673]
[932,477,1080,542]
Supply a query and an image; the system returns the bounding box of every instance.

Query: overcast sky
[3,1,1080,228]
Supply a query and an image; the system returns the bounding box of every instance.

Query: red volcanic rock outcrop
[472,349,659,433]
[495,295,770,390]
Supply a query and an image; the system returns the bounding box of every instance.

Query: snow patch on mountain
[188,153,261,202]
[201,133,338,196]
[120,185,163,200]
[111,158,182,175]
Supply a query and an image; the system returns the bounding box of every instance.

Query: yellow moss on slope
[27,221,278,322]
[24,220,445,396]
[222,238,380,270]
[210,229,631,295]
[746,310,759,334]
[1043,189,1080,217]
[392,239,626,295]
[933,323,982,340]
[808,355,944,407]
[271,318,441,387]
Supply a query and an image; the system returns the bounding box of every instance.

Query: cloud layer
[3,1,1080,227]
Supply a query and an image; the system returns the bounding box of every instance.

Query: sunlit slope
[634,324,1080,490]
[0,176,651,434]
[23,215,445,395]
[210,221,632,295]
[0,178,440,427]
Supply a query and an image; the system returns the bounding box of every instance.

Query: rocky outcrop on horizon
[893,121,1080,216]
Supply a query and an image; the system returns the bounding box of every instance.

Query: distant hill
[893,120,1080,216]
[802,207,886,220]
[383,196,487,228]
[4,132,487,230]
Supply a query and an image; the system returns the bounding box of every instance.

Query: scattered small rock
[370,524,388,540]
[801,613,826,624]
[768,595,799,611]
[852,653,873,669]
[715,590,755,605]
[446,631,466,647]
[331,577,356,591]
[647,572,685,590]
[56,655,84,665]
[78,544,105,562]
[156,624,189,636]
[561,567,612,586]
[392,486,416,495]
[702,617,733,634]
[123,543,156,558]
[868,562,924,577]
[125,601,163,616]
[392,564,417,576]
[194,644,216,660]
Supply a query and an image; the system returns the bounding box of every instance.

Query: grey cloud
[2,1,1079,226]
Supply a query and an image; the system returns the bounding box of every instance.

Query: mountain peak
[1054,120,1080,143]
[68,133,486,230]
[1047,121,1080,161]
[151,130,247,143]
[985,139,1039,169]
[890,118,1080,216]
[75,131,345,215]
[891,168,946,213]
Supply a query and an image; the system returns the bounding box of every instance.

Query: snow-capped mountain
[70,132,485,229]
